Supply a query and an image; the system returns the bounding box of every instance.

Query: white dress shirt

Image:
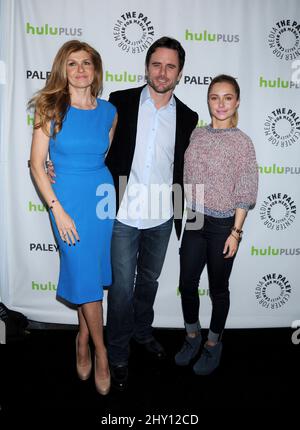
[117,86,176,229]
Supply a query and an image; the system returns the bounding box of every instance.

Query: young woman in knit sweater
[175,74,258,375]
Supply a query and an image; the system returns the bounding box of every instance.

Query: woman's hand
[223,234,239,259]
[52,204,80,245]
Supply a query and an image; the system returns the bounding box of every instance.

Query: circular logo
[255,273,291,309]
[264,108,300,148]
[113,11,155,54]
[259,193,296,230]
[268,20,300,61]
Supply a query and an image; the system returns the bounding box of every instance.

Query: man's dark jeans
[107,218,173,366]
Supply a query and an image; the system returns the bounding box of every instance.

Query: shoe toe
[193,342,222,375]
[143,339,166,359]
[174,335,202,366]
[111,365,128,391]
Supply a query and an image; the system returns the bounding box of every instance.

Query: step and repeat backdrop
[0,0,299,327]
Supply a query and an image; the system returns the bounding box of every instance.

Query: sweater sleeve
[234,136,258,211]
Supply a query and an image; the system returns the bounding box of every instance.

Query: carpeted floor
[0,326,298,422]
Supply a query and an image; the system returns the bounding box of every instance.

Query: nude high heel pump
[76,333,92,380]
[94,355,111,395]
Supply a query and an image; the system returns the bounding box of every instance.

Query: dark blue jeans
[179,214,235,336]
[106,218,173,366]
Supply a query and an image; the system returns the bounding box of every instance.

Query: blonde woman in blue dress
[29,40,117,395]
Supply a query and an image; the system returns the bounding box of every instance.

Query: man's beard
[146,76,178,94]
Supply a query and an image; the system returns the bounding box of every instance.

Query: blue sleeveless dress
[49,99,116,305]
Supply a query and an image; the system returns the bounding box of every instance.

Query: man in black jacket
[106,37,198,390]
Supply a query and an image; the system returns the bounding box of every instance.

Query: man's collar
[141,85,175,108]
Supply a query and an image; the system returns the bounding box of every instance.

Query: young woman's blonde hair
[207,74,240,127]
[28,40,103,138]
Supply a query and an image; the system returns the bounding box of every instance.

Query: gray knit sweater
[184,125,258,217]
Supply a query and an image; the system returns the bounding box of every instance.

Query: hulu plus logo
[255,273,291,310]
[105,71,145,84]
[197,120,208,128]
[27,114,34,127]
[251,245,300,257]
[28,201,47,212]
[259,164,300,175]
[176,287,209,297]
[259,76,300,89]
[32,281,56,292]
[26,22,83,37]
[185,29,239,43]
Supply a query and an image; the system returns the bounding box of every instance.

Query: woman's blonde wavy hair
[207,74,240,127]
[28,40,103,138]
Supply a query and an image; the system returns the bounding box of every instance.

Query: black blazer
[106,85,198,239]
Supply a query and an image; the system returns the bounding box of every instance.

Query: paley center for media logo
[183,74,239,86]
[183,75,212,85]
[113,11,155,54]
[268,19,300,61]
[259,192,296,231]
[26,22,83,37]
[26,70,51,80]
[30,243,58,252]
[255,273,291,310]
[264,107,300,148]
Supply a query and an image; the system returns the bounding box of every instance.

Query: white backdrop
[0,0,299,327]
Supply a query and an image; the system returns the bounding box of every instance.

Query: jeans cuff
[208,329,222,343]
[184,320,201,334]
[110,361,128,367]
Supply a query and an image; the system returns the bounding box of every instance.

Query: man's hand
[46,160,56,183]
